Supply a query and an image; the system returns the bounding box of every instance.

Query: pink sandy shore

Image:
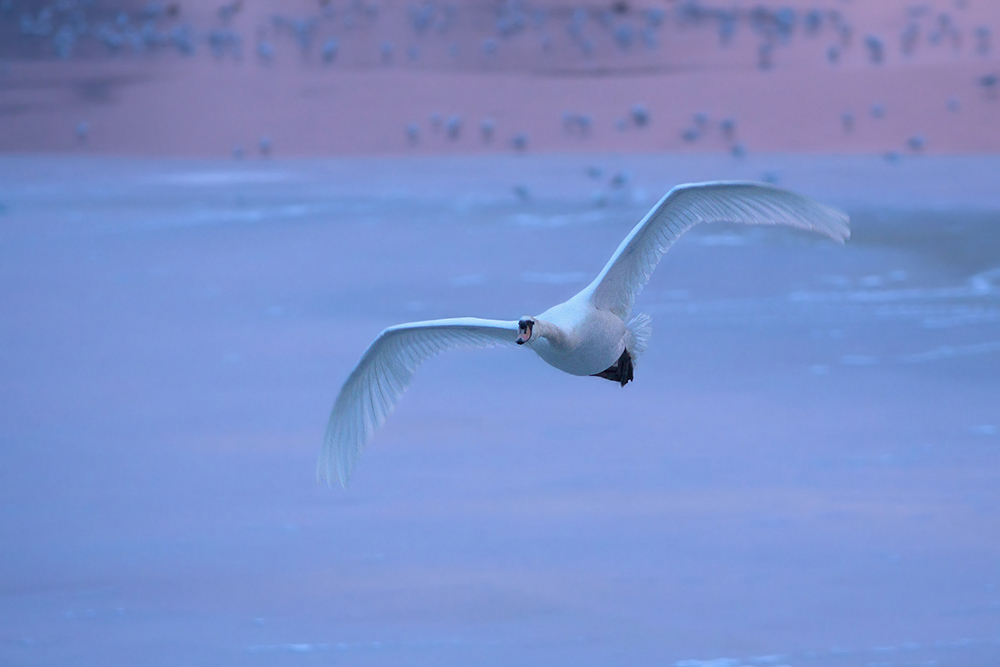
[0,0,998,157]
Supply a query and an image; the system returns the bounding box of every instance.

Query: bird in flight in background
[320,182,850,486]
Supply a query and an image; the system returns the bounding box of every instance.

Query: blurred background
[1,1,999,666]
[1,0,999,155]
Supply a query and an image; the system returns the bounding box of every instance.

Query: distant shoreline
[2,0,998,157]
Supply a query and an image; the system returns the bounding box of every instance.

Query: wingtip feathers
[670,180,850,243]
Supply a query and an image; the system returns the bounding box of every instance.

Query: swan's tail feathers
[625,312,652,362]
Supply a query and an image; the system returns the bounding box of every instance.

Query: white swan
[320,182,850,485]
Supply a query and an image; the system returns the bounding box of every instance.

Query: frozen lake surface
[1,154,999,666]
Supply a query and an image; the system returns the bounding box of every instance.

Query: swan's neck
[533,319,568,347]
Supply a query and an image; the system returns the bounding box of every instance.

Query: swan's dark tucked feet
[591,348,634,387]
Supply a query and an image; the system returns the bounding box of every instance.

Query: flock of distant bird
[0,0,995,158]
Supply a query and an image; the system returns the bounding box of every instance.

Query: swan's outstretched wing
[320,317,519,486]
[584,182,850,319]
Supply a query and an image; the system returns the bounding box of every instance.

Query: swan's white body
[528,295,626,376]
[320,182,850,485]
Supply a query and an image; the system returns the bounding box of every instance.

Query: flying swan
[320,182,849,485]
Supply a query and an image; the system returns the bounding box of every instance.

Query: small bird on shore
[320,182,849,485]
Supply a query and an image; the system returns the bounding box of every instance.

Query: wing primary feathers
[583,182,849,319]
[319,318,519,486]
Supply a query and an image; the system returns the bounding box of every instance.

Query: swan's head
[516,317,536,345]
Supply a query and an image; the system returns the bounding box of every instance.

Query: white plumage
[320,182,850,485]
